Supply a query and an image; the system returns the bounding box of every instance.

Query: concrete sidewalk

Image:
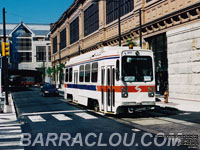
[0,95,24,150]
[156,95,200,112]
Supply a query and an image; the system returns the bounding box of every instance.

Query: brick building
[50,0,200,102]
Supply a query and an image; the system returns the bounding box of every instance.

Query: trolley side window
[91,62,98,82]
[116,59,120,81]
[69,68,73,82]
[85,64,90,82]
[79,65,84,82]
[65,69,69,82]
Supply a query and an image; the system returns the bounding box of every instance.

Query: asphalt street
[11,87,196,150]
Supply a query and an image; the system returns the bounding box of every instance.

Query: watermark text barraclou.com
[20,132,186,147]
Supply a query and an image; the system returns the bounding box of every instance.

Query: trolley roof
[65,46,152,67]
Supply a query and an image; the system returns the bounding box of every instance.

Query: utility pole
[3,8,9,105]
[118,0,121,46]
[139,9,142,48]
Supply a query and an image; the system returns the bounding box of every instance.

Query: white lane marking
[0,130,22,133]
[0,134,22,139]
[22,109,84,116]
[0,123,20,127]
[0,126,21,130]
[52,114,72,121]
[75,112,97,119]
[0,141,21,146]
[131,128,141,132]
[28,115,46,122]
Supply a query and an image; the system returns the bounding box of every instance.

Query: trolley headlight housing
[121,87,128,98]
[148,87,155,97]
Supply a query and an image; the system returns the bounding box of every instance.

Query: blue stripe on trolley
[67,84,97,91]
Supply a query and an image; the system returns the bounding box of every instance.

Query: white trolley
[64,46,155,114]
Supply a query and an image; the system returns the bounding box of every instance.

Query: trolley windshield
[122,56,153,82]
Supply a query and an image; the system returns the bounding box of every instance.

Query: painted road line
[0,130,22,133]
[75,112,97,119]
[22,109,85,116]
[0,134,22,139]
[0,123,20,127]
[52,114,72,121]
[28,115,46,122]
[0,126,21,130]
[0,141,21,146]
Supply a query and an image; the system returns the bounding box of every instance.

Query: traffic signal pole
[3,8,9,105]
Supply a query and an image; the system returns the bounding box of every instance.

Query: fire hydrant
[164,90,168,103]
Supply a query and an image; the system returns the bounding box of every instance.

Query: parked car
[41,83,58,97]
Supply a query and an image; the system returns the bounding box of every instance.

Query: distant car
[41,83,58,97]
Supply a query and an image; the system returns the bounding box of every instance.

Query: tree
[46,67,53,77]
[126,36,137,48]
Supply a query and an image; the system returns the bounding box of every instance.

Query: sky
[0,0,74,24]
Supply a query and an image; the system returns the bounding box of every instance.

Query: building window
[12,25,32,37]
[79,65,84,82]
[14,38,32,51]
[60,28,66,50]
[53,36,57,54]
[84,3,99,36]
[70,17,79,44]
[146,0,152,2]
[19,52,32,62]
[36,46,46,62]
[106,0,133,24]
[91,62,98,82]
[85,64,90,82]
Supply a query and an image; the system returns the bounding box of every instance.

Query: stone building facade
[50,0,200,102]
[167,21,200,101]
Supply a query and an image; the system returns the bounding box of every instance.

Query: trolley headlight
[148,87,155,97]
[121,87,128,98]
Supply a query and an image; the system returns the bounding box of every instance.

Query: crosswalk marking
[0,129,22,133]
[0,123,21,127]
[28,115,46,122]
[0,141,21,146]
[0,124,24,150]
[74,112,97,119]
[27,112,98,122]
[0,126,21,130]
[0,134,22,139]
[52,114,72,121]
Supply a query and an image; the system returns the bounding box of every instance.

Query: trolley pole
[3,8,9,105]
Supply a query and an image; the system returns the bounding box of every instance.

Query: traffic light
[2,42,9,56]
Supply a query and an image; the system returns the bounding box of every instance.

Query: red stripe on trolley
[64,84,67,88]
[97,85,155,93]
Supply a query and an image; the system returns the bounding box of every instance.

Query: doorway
[146,33,168,95]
